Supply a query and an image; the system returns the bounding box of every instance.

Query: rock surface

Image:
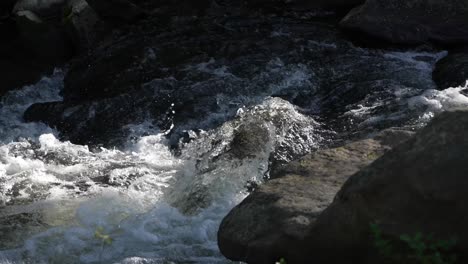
[0,0,17,16]
[15,9,73,64]
[13,0,67,18]
[0,0,105,95]
[433,49,468,89]
[244,0,364,12]
[24,11,442,146]
[340,0,468,45]
[219,110,468,263]
[218,129,414,263]
[85,0,145,23]
[64,0,101,52]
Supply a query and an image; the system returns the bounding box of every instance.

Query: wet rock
[26,12,442,146]
[307,110,468,263]
[0,0,17,16]
[237,0,364,13]
[218,128,414,263]
[433,49,468,89]
[230,122,271,159]
[15,9,73,63]
[85,0,145,23]
[220,110,468,263]
[0,212,48,249]
[0,3,58,95]
[13,0,106,60]
[0,38,56,96]
[340,0,468,45]
[0,0,105,95]
[63,37,151,102]
[13,0,67,18]
[23,101,68,129]
[63,0,101,52]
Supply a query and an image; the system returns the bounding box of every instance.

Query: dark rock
[230,122,271,159]
[340,0,468,45]
[218,129,414,263]
[307,110,468,263]
[0,212,48,249]
[15,9,73,63]
[0,0,17,16]
[433,50,468,89]
[13,0,104,60]
[63,0,101,52]
[0,0,104,96]
[13,0,67,18]
[13,0,75,63]
[26,13,442,146]
[219,110,468,263]
[0,54,55,96]
[254,0,364,12]
[0,1,59,95]
[85,0,145,23]
[63,36,150,102]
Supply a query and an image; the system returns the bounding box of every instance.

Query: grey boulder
[340,0,468,45]
[218,129,414,263]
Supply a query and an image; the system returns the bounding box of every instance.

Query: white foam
[0,69,63,143]
[408,82,468,113]
[0,73,324,263]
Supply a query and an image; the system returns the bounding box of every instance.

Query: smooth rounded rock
[340,0,468,45]
[433,50,468,89]
[218,129,414,263]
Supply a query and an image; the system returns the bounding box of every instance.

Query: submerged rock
[433,49,468,90]
[219,109,468,263]
[340,0,468,45]
[218,128,414,263]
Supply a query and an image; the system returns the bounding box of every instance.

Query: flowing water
[0,50,468,263]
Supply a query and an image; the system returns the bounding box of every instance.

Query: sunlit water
[0,52,467,263]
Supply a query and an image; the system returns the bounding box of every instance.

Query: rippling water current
[0,50,468,263]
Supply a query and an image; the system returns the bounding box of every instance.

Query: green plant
[400,233,457,264]
[370,223,458,264]
[275,257,287,264]
[62,5,73,24]
[94,226,113,262]
[370,223,395,260]
[94,226,113,245]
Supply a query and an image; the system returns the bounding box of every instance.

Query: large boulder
[219,110,468,263]
[15,9,73,63]
[0,0,17,16]
[218,129,414,263]
[13,0,67,18]
[305,109,468,263]
[1,0,56,95]
[13,0,102,61]
[433,49,468,90]
[63,0,101,52]
[0,0,60,95]
[0,50,55,96]
[340,0,468,45]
